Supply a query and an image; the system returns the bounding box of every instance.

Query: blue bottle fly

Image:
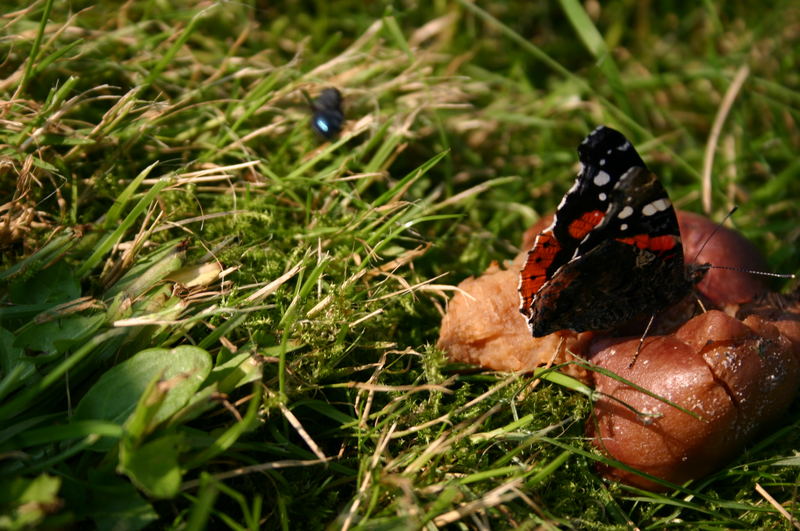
[310,88,344,139]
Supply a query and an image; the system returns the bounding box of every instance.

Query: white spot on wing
[653,198,671,211]
[599,159,606,166]
[593,171,610,186]
[618,205,634,219]
[618,142,631,151]
[599,192,607,201]
[620,223,628,231]
[642,198,671,216]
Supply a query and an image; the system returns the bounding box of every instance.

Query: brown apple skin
[678,211,768,306]
[590,310,800,490]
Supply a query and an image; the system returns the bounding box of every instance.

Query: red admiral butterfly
[519,126,708,337]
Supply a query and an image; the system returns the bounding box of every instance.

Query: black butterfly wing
[520,126,647,324]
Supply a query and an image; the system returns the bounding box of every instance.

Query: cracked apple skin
[589,310,800,490]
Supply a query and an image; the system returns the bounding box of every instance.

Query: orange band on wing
[616,234,678,251]
[519,231,561,313]
[567,210,605,239]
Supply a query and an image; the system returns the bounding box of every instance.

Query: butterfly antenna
[628,314,655,369]
[691,206,796,280]
[690,206,738,263]
[708,265,795,279]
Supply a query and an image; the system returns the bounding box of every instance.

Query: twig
[755,483,800,530]
[180,458,330,490]
[279,403,327,461]
[702,65,749,214]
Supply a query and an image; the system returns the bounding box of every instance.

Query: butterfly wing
[519,126,647,327]
[527,167,691,336]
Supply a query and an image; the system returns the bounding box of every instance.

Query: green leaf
[292,399,356,426]
[12,420,124,447]
[105,239,186,298]
[0,473,61,529]
[0,329,127,422]
[535,366,594,397]
[102,162,159,230]
[183,473,219,530]
[371,150,449,208]
[0,327,36,400]
[0,414,59,446]
[14,313,106,354]
[558,0,631,115]
[123,369,169,445]
[76,175,171,278]
[17,0,54,96]
[382,15,413,61]
[119,433,183,499]
[142,7,211,88]
[773,454,800,467]
[558,0,605,56]
[0,230,77,282]
[8,261,80,305]
[84,468,158,531]
[74,346,212,428]
[207,352,264,394]
[185,383,261,469]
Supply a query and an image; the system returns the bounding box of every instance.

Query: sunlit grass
[1,0,799,528]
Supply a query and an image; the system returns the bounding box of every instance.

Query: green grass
[1,0,799,528]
